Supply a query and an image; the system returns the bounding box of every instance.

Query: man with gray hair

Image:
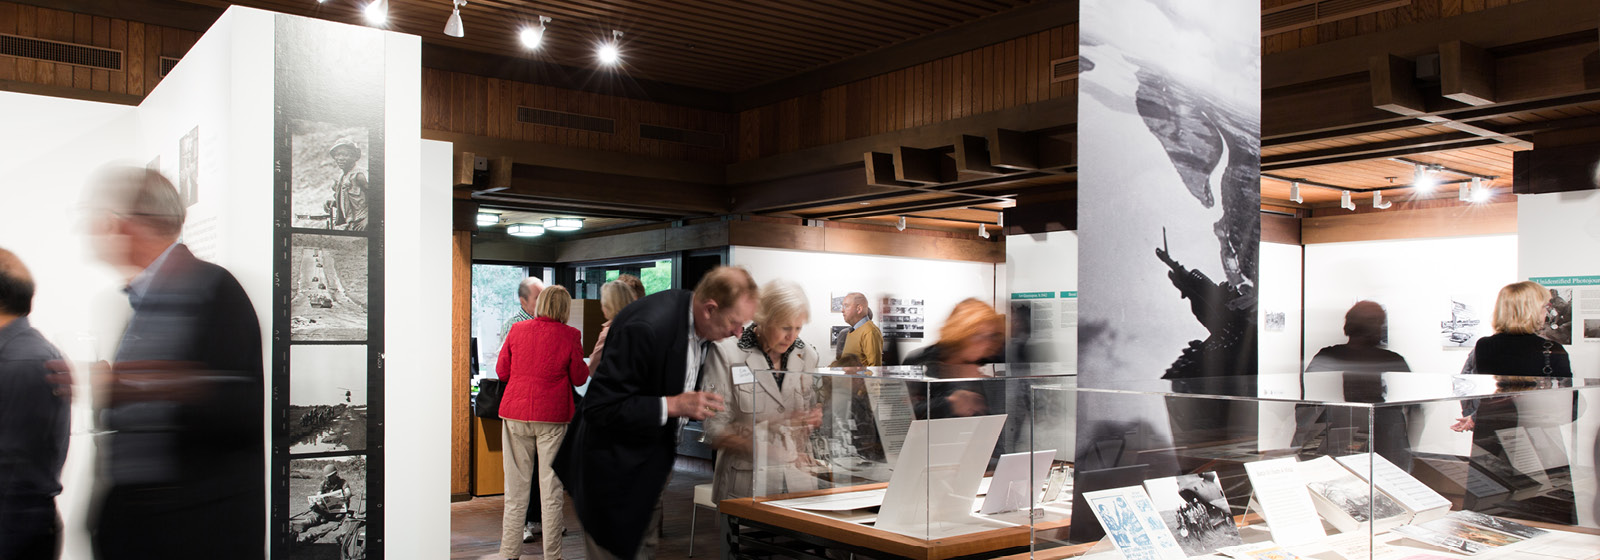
[81,166,264,559]
[837,292,883,366]
[497,275,547,542]
[0,248,69,560]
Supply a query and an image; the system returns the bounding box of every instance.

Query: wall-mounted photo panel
[179,125,200,207]
[288,345,369,454]
[290,234,368,341]
[291,119,371,231]
[287,455,368,558]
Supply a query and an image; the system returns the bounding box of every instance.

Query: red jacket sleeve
[496,325,514,381]
[569,327,591,387]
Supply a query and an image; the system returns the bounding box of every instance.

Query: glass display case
[719,368,1598,559]
[1046,372,1600,560]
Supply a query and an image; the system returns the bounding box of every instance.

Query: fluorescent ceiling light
[543,217,584,231]
[476,212,500,226]
[507,223,545,237]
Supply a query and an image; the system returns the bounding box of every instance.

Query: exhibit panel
[717,365,1073,556]
[1035,372,1600,560]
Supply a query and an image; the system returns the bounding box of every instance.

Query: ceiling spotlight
[543,217,584,232]
[896,216,906,231]
[363,0,388,25]
[1289,181,1303,204]
[1470,178,1493,203]
[1340,190,1355,211]
[476,212,500,226]
[978,223,990,239]
[507,223,545,237]
[443,0,466,38]
[1412,162,1439,193]
[1372,191,1392,209]
[1460,177,1475,201]
[597,30,622,66]
[520,16,550,50]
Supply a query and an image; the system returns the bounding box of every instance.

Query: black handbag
[473,378,505,419]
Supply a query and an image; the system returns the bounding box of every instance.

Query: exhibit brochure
[1082,486,1186,560]
[1142,471,1243,557]
[1495,427,1552,486]
[1244,458,1327,547]
[1296,456,1408,533]
[1335,453,1451,524]
[874,415,1006,538]
[1394,516,1528,555]
[1216,541,1307,560]
[979,449,1057,514]
[1444,510,1547,539]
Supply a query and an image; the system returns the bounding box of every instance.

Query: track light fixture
[1411,162,1443,193]
[363,0,388,25]
[1470,177,1493,203]
[978,223,990,239]
[443,0,466,37]
[1340,190,1355,211]
[520,16,551,50]
[1372,191,1392,209]
[1289,181,1303,204]
[598,30,623,66]
[1460,177,1475,202]
[896,216,906,231]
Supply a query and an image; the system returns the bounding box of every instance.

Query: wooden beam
[454,151,477,188]
[502,164,727,216]
[5,0,222,32]
[1512,142,1600,194]
[1301,201,1517,243]
[893,146,956,184]
[821,225,1003,263]
[865,152,917,187]
[1440,41,1497,106]
[422,130,724,186]
[1261,213,1301,245]
[1370,55,1425,116]
[420,43,732,113]
[555,222,730,262]
[489,156,512,191]
[449,231,471,496]
[956,135,1004,175]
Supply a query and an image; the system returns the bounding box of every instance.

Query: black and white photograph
[1446,510,1549,539]
[1442,296,1483,347]
[830,294,846,313]
[1308,474,1408,523]
[1076,0,1262,383]
[1584,318,1600,340]
[1142,472,1241,556]
[1541,287,1573,345]
[288,345,369,453]
[290,234,368,341]
[829,326,850,353]
[1264,311,1285,333]
[179,125,200,207]
[292,119,370,231]
[288,455,368,559]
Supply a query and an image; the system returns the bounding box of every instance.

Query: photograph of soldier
[1541,288,1573,345]
[290,120,371,231]
[288,456,367,559]
[288,345,368,453]
[179,125,200,207]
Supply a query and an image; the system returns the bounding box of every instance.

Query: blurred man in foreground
[83,167,264,559]
[0,248,69,560]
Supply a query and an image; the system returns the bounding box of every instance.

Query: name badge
[731,366,755,386]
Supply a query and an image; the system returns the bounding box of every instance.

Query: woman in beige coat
[703,279,823,502]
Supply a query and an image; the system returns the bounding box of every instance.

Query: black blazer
[102,244,263,527]
[555,289,694,558]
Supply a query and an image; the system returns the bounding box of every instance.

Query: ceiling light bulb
[443,0,465,37]
[363,0,387,25]
[1340,190,1355,211]
[1471,179,1492,203]
[1413,162,1438,193]
[598,30,622,65]
[520,16,550,49]
[476,212,500,226]
[1289,181,1303,204]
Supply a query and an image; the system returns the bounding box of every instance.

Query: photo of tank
[290,234,368,341]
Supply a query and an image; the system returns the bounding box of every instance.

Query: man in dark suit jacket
[83,167,264,559]
[556,267,758,559]
[0,248,70,560]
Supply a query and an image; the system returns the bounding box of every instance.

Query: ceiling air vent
[639,124,724,149]
[515,106,616,134]
[1263,0,1411,36]
[159,56,181,77]
[0,34,123,71]
[1049,56,1079,84]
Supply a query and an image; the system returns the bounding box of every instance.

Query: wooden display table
[718,483,1071,560]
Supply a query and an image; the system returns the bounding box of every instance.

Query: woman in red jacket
[497,285,589,560]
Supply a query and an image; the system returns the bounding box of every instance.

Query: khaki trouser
[501,419,568,559]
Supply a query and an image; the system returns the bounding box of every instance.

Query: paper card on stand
[979,449,1056,514]
[1524,426,1571,470]
[1083,486,1187,560]
[1336,453,1452,524]
[1495,427,1551,486]
[1295,456,1409,534]
[874,415,1006,538]
[1243,457,1327,547]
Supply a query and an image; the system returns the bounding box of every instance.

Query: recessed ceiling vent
[1262,0,1412,36]
[0,34,123,71]
[639,124,724,149]
[1049,56,1079,84]
[516,106,616,134]
[159,56,181,77]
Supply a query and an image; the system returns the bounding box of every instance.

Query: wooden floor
[453,457,723,560]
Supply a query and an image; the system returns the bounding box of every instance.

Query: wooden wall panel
[1302,200,1517,243]
[0,2,195,101]
[736,25,1077,162]
[1261,0,1534,55]
[450,231,471,496]
[421,67,738,165]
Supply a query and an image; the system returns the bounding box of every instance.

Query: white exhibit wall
[1256,241,1304,450]
[1004,231,1079,368]
[1518,190,1600,526]
[1304,234,1518,457]
[729,246,997,361]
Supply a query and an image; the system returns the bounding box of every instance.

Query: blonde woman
[497,286,589,560]
[588,277,643,366]
[703,279,823,502]
[1452,282,1572,439]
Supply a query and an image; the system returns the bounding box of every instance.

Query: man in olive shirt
[837,292,883,366]
[0,248,69,560]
